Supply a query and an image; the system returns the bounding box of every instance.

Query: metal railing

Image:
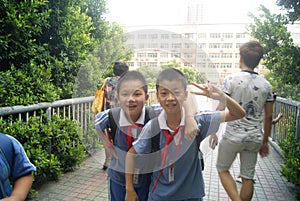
[272,97,300,142]
[0,92,299,154]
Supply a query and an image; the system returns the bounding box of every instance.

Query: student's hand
[209,133,218,150]
[191,82,225,102]
[184,116,200,141]
[125,189,139,201]
[259,142,269,157]
[106,143,118,159]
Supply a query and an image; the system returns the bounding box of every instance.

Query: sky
[104,0,284,27]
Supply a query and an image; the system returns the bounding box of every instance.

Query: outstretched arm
[125,147,139,201]
[191,82,245,122]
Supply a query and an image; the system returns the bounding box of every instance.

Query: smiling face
[156,80,187,116]
[117,79,149,123]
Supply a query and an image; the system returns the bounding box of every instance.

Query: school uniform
[95,106,158,201]
[0,134,36,198]
[133,109,221,201]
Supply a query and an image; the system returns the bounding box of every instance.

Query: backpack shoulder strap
[144,106,156,123]
[108,107,121,143]
[150,117,161,152]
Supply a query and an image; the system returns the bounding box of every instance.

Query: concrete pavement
[29,140,297,201]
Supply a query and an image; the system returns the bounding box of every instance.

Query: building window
[160,43,169,48]
[209,53,220,58]
[184,53,193,58]
[138,43,145,48]
[197,53,207,58]
[148,43,158,48]
[171,53,181,58]
[208,63,219,68]
[221,53,233,58]
[148,62,157,67]
[184,62,193,67]
[127,62,134,67]
[138,34,147,39]
[236,33,246,38]
[137,53,146,58]
[160,53,169,58]
[172,43,182,48]
[235,53,240,58]
[222,43,233,48]
[210,33,221,38]
[209,43,221,48]
[236,43,243,48]
[184,43,194,48]
[198,33,206,38]
[197,63,206,68]
[161,34,169,39]
[172,34,182,39]
[149,34,158,39]
[148,53,158,58]
[198,43,206,48]
[183,33,194,39]
[220,63,232,68]
[137,62,147,67]
[222,33,233,38]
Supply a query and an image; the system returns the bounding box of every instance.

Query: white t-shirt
[222,70,273,143]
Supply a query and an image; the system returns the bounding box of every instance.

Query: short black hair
[117,71,148,94]
[240,41,264,68]
[156,68,187,91]
[113,61,129,76]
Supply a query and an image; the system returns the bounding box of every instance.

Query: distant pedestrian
[216,41,274,201]
[98,61,129,170]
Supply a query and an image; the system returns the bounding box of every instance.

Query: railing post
[46,107,52,154]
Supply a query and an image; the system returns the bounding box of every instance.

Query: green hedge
[0,114,87,188]
[278,123,300,200]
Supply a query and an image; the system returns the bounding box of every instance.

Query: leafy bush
[278,123,300,199]
[0,113,86,187]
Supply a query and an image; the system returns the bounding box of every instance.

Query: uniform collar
[119,107,145,127]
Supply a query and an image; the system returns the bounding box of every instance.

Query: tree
[74,23,132,97]
[161,60,206,84]
[276,0,300,22]
[248,5,300,100]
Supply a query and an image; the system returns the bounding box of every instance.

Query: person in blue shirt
[125,68,245,201]
[0,132,36,200]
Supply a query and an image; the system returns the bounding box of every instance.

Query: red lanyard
[152,126,183,193]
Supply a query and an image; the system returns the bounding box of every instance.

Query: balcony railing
[0,91,299,156]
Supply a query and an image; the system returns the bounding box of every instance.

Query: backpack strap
[108,106,157,143]
[108,107,121,143]
[150,117,161,152]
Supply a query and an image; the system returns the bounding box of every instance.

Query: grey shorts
[216,137,262,179]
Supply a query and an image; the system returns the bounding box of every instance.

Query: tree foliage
[0,0,131,106]
[276,0,300,22]
[248,5,300,100]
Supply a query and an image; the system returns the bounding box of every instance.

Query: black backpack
[108,106,156,143]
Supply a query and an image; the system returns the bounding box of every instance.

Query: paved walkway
[30,139,297,201]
